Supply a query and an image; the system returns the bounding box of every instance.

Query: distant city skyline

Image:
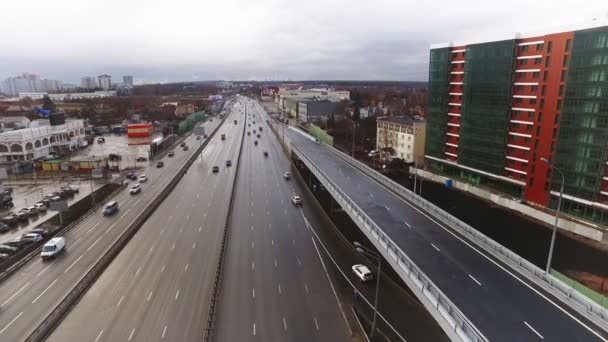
[0,1,607,84]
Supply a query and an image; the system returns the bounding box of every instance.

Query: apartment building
[426,25,608,225]
[376,116,426,165]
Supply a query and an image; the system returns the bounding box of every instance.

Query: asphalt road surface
[214,98,354,342]
[0,107,227,342]
[281,119,608,341]
[47,100,246,342]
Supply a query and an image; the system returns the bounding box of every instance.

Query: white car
[138,175,148,183]
[21,233,43,243]
[291,195,302,205]
[352,264,373,282]
[130,183,142,195]
[283,172,291,179]
[35,203,47,211]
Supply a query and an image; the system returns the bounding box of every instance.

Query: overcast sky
[1,0,607,84]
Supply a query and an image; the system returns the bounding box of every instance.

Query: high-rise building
[98,75,112,90]
[426,25,608,225]
[123,75,133,86]
[81,76,97,89]
[0,73,62,96]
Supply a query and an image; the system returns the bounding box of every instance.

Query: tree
[42,95,56,113]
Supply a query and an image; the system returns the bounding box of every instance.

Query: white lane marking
[171,243,175,251]
[283,317,287,331]
[197,194,199,199]
[148,246,155,254]
[251,225,254,231]
[32,278,57,304]
[0,311,23,335]
[369,193,374,198]
[94,329,104,342]
[252,323,256,336]
[274,259,278,268]
[404,221,412,228]
[64,255,84,273]
[469,274,483,286]
[304,283,309,294]
[278,283,282,294]
[314,317,319,331]
[271,239,274,246]
[168,215,173,220]
[251,201,253,207]
[161,265,165,273]
[297,258,302,267]
[179,227,183,233]
[162,325,167,339]
[175,290,180,301]
[160,228,165,235]
[269,223,272,230]
[199,226,202,232]
[252,288,255,298]
[71,236,84,248]
[292,239,296,246]
[185,264,189,272]
[524,321,544,339]
[86,222,101,234]
[430,243,440,252]
[251,262,255,271]
[135,266,142,276]
[186,214,190,220]
[2,281,31,306]
[251,211,254,217]
[251,241,254,249]
[117,295,124,307]
[385,205,391,212]
[192,243,196,249]
[133,199,141,207]
[147,291,153,301]
[87,235,103,251]
[128,328,135,341]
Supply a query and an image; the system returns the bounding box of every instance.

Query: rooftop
[377,116,425,126]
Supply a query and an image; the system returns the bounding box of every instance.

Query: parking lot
[70,132,162,168]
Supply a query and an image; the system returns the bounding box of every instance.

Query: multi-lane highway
[214,99,354,341]
[282,119,608,341]
[47,101,247,341]
[0,105,227,341]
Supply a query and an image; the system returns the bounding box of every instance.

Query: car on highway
[35,203,47,212]
[254,140,258,145]
[247,131,250,135]
[352,264,374,282]
[136,156,148,162]
[138,174,149,183]
[180,142,186,147]
[21,233,43,243]
[212,166,220,173]
[168,151,175,157]
[226,160,232,167]
[204,134,208,138]
[257,134,261,138]
[291,195,302,205]
[41,237,66,259]
[259,127,263,131]
[196,136,201,140]
[126,172,137,180]
[283,172,291,179]
[183,145,189,151]
[156,161,164,168]
[0,222,9,233]
[69,185,80,193]
[130,183,142,195]
[263,151,268,157]
[103,201,119,216]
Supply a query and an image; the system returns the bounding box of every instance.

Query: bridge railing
[321,144,608,333]
[292,144,487,342]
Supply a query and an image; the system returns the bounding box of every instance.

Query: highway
[47,100,247,341]
[214,98,354,342]
[281,118,608,341]
[0,104,229,342]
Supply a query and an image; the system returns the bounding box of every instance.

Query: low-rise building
[0,116,30,132]
[298,101,337,124]
[376,116,426,164]
[18,91,116,101]
[0,119,85,163]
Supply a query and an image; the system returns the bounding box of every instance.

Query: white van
[41,237,66,259]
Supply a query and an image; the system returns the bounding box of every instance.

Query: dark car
[226,160,232,167]
[156,161,164,168]
[196,136,201,140]
[168,151,175,157]
[212,166,219,173]
[39,199,51,207]
[263,151,269,157]
[15,212,29,222]
[28,227,49,237]
[254,140,258,145]
[59,189,74,198]
[204,134,208,138]
[126,172,137,180]
[2,215,18,226]
[0,245,18,255]
[4,239,29,249]
[0,223,9,233]
[0,253,10,262]
[136,156,148,162]
[247,132,250,135]
[183,145,189,151]
[180,142,186,147]
[257,134,261,138]
[3,186,13,194]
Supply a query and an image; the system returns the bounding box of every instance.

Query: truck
[221,134,226,140]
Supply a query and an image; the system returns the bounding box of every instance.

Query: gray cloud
[0,0,607,83]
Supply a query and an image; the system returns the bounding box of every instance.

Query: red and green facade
[426,26,608,225]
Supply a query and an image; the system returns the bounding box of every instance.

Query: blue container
[445,179,453,188]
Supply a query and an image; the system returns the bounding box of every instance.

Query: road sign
[193,125,206,136]
[49,199,68,212]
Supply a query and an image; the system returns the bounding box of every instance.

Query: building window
[555,114,560,124]
[531,85,538,92]
[545,56,551,67]
[542,85,547,96]
[520,59,528,66]
[533,71,540,79]
[536,127,541,135]
[538,112,543,122]
[537,43,544,51]
[561,70,567,82]
[515,98,523,104]
[566,39,572,52]
[540,99,544,109]
[530,98,537,105]
[559,85,564,96]
[557,99,562,110]
[521,45,530,52]
[563,55,570,67]
[548,41,553,53]
[543,71,549,82]
[534,57,542,65]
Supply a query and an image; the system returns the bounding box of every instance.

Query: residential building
[426,25,608,225]
[376,116,426,164]
[0,119,85,162]
[123,75,133,86]
[81,76,97,89]
[0,117,30,132]
[18,91,116,101]
[0,73,63,96]
[175,103,195,118]
[98,75,112,90]
[298,100,337,124]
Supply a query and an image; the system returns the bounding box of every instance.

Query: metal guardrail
[23,114,229,342]
[204,104,247,342]
[291,144,487,342]
[322,144,608,333]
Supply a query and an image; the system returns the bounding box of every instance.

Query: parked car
[291,195,302,205]
[26,206,39,215]
[41,237,66,259]
[126,172,137,180]
[28,227,49,237]
[168,151,175,157]
[103,201,119,216]
[138,175,148,183]
[352,264,374,282]
[156,161,164,168]
[35,203,47,211]
[21,233,43,243]
[69,185,80,193]
[0,222,9,233]
[212,166,219,173]
[2,215,18,226]
[130,183,142,195]
[2,186,13,193]
[15,211,29,222]
[4,239,29,249]
[0,244,18,255]
[39,199,50,207]
[136,156,148,162]
[0,253,10,262]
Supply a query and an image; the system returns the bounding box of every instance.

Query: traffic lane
[289,131,607,341]
[47,106,243,342]
[0,114,231,341]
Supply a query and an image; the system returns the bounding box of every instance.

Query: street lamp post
[353,241,381,340]
[540,157,565,274]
